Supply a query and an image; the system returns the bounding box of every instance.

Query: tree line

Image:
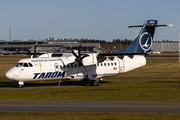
[45,37,176,51]
[45,37,133,46]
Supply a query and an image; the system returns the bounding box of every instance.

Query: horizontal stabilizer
[129,24,174,28]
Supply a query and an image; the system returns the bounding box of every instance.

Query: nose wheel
[18,85,24,88]
[17,81,24,88]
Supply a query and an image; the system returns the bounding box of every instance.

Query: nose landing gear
[17,81,24,88]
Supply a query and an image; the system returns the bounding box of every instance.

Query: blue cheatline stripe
[59,58,65,66]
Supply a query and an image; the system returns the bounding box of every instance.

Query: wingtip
[167,24,174,27]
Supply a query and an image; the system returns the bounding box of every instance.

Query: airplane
[0,49,7,55]
[5,20,173,88]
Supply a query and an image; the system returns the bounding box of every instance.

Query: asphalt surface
[0,102,180,113]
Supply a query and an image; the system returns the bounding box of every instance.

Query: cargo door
[119,59,125,73]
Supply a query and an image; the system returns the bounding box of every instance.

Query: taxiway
[0,102,180,113]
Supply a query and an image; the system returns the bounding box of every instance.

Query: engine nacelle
[82,54,97,65]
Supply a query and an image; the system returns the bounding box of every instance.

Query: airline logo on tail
[139,32,152,51]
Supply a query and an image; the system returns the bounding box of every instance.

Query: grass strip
[0,112,180,120]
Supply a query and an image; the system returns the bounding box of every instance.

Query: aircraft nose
[5,70,14,80]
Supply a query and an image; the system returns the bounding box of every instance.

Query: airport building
[0,40,102,54]
[151,42,179,53]
[0,40,179,54]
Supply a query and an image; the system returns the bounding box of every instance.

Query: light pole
[179,32,180,62]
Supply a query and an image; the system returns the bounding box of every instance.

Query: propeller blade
[27,48,31,55]
[78,42,82,59]
[77,63,79,76]
[80,54,89,60]
[34,42,38,58]
[83,65,88,75]
[70,45,78,58]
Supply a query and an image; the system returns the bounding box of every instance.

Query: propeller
[70,42,88,66]
[70,42,89,76]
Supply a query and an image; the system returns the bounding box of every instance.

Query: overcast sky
[0,0,179,41]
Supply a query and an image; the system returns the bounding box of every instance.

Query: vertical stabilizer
[115,20,158,53]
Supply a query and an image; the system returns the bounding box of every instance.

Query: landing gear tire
[91,80,98,86]
[18,85,24,88]
[17,81,24,88]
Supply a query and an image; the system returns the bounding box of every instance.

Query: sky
[0,0,179,41]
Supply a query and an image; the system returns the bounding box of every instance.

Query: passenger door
[54,63,59,72]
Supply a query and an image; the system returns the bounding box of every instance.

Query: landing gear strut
[17,81,24,88]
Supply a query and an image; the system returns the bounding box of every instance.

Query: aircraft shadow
[0,81,111,88]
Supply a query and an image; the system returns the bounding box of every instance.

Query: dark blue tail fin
[98,20,172,56]
[115,20,158,53]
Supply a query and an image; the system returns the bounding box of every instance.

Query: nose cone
[5,70,14,80]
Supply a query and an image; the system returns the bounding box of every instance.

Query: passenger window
[97,64,99,66]
[111,63,113,66]
[23,63,28,67]
[101,63,103,66]
[104,63,106,66]
[108,63,110,66]
[67,65,69,68]
[28,63,33,67]
[114,62,117,66]
[64,65,66,68]
[71,64,73,68]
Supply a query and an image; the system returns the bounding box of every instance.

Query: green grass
[1,78,179,102]
[0,59,180,102]
[0,56,180,119]
[0,112,180,120]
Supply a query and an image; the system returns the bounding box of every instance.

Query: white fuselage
[5,53,146,83]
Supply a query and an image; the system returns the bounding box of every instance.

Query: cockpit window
[28,63,33,67]
[23,63,28,67]
[15,63,23,67]
[15,62,33,67]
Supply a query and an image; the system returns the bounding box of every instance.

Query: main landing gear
[90,79,99,86]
